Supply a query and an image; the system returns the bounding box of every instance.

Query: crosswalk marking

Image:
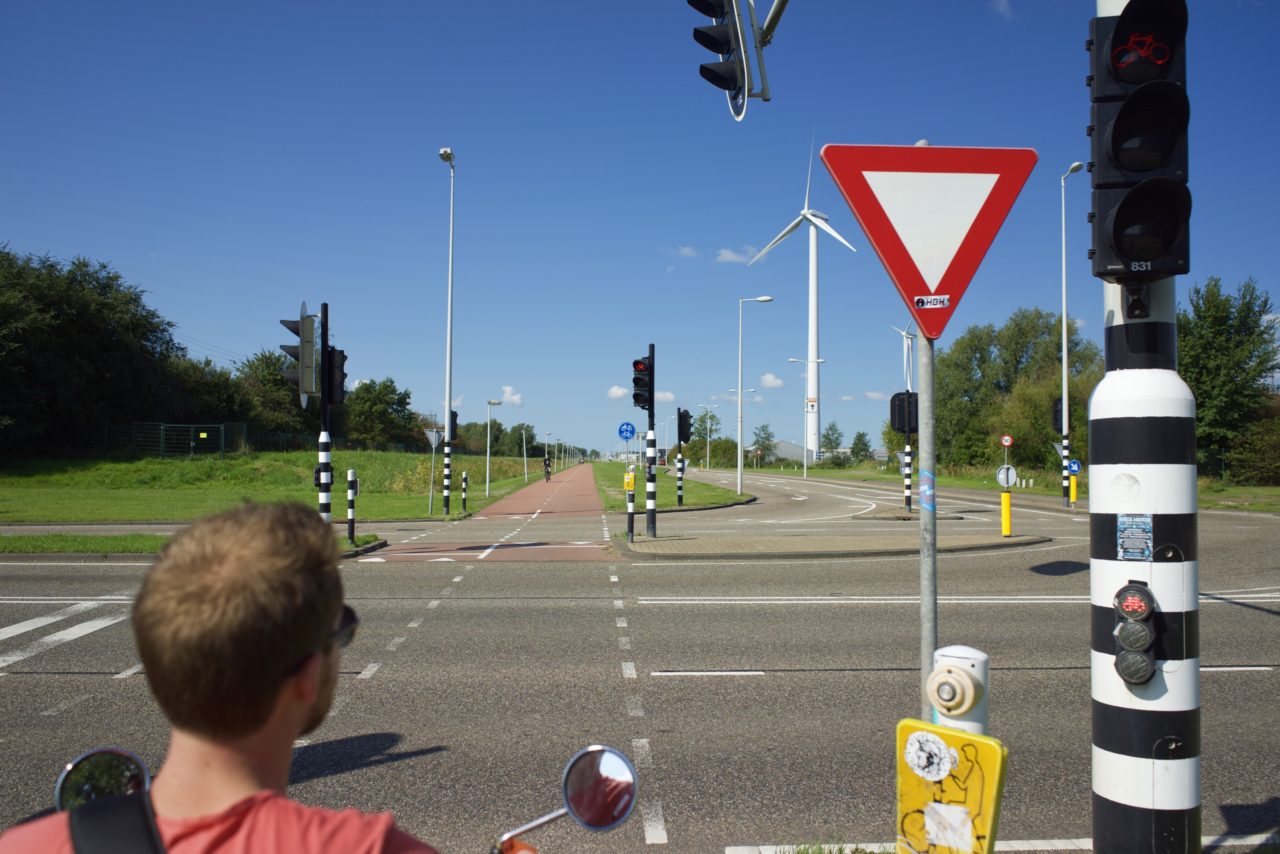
[0,601,105,642]
[0,613,130,670]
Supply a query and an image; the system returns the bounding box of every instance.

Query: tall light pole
[1061,161,1084,508]
[439,146,456,515]
[485,398,502,497]
[737,296,773,494]
[697,403,719,471]
[788,357,826,477]
[544,431,552,467]
[522,425,528,483]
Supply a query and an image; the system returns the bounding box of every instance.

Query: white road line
[427,600,440,609]
[1203,666,1273,672]
[41,693,94,716]
[621,662,637,679]
[357,663,381,679]
[619,637,631,650]
[617,617,628,628]
[626,695,645,717]
[631,737,654,768]
[614,600,625,609]
[0,613,130,670]
[0,596,132,604]
[726,833,1280,852]
[0,601,104,641]
[610,575,619,583]
[0,562,152,567]
[113,663,144,679]
[452,575,463,582]
[477,543,500,559]
[386,637,406,651]
[652,670,765,677]
[641,799,668,845]
[408,618,423,628]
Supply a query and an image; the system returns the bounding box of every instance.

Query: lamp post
[544,431,552,468]
[788,356,826,477]
[697,403,719,471]
[485,399,502,497]
[737,295,773,494]
[522,425,528,483]
[1061,161,1084,508]
[439,146,456,515]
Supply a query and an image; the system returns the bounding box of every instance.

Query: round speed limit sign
[1000,434,1013,448]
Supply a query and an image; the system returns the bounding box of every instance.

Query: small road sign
[821,145,1038,339]
[618,422,636,441]
[623,471,635,492]
[997,465,1017,489]
[1000,434,1013,447]
[1069,459,1082,475]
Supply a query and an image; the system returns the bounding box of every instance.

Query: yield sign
[821,145,1037,339]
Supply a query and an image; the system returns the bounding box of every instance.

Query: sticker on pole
[821,145,1037,339]
[897,719,1008,854]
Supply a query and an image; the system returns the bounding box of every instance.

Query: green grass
[590,461,744,512]
[0,531,383,554]
[0,452,544,523]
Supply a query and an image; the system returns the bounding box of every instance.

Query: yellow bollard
[1001,490,1012,537]
[1070,474,1078,505]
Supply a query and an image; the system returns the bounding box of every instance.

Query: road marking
[428,600,440,609]
[619,637,631,650]
[440,587,453,596]
[626,695,644,717]
[386,637,406,651]
[641,799,668,844]
[614,600,625,609]
[1203,666,1273,672]
[0,602,105,641]
[621,662,637,679]
[452,575,463,582]
[41,693,94,716]
[113,663,144,679]
[631,737,654,768]
[357,663,381,679]
[0,562,151,567]
[408,618,423,628]
[0,613,130,670]
[726,833,1280,852]
[359,557,387,562]
[616,617,628,628]
[478,543,500,559]
[653,670,765,677]
[610,575,619,582]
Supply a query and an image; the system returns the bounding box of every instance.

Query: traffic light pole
[917,336,937,721]
[645,342,657,539]
[317,302,333,523]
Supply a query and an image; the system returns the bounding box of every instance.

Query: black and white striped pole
[317,302,333,523]
[461,470,468,513]
[626,466,636,543]
[346,469,357,544]
[1088,1,1195,848]
[318,432,332,522]
[676,453,685,507]
[903,438,913,513]
[645,429,657,538]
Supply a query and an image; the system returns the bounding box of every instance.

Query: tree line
[0,248,580,459]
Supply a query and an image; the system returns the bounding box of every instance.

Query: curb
[611,535,1053,562]
[341,539,388,559]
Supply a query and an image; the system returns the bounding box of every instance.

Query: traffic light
[677,408,693,444]
[1088,0,1190,305]
[327,347,347,406]
[688,0,751,120]
[631,356,653,411]
[890,391,918,435]
[279,302,317,407]
[1053,396,1063,430]
[1112,582,1157,685]
[449,410,459,443]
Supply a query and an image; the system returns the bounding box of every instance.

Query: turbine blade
[804,147,814,211]
[748,216,805,264]
[808,215,858,253]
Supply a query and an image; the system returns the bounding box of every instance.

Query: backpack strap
[69,791,166,854]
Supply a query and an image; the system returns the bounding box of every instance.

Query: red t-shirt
[0,791,438,854]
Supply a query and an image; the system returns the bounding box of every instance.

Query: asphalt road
[1,467,1278,852]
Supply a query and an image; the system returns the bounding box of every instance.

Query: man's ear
[289,651,324,704]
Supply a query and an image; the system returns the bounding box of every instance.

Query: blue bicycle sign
[618,422,636,441]
[1068,459,1082,475]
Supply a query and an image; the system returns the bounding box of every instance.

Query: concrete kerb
[612,534,1053,561]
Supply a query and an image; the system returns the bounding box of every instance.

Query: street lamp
[439,146,456,514]
[697,403,719,471]
[485,399,502,497]
[544,431,552,469]
[788,357,827,478]
[522,425,529,483]
[1061,160,1084,508]
[737,295,773,494]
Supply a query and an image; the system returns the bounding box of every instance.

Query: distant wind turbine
[892,321,916,393]
[749,149,857,462]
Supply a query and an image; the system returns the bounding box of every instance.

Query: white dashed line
[408,618,423,628]
[631,737,654,768]
[641,800,668,844]
[621,662,637,679]
[41,693,93,716]
[619,637,631,650]
[616,617,628,628]
[113,663,144,679]
[428,600,441,609]
[357,663,381,679]
[386,637,406,651]
[626,695,645,717]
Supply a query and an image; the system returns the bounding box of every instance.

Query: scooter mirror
[55,747,151,812]
[561,745,637,831]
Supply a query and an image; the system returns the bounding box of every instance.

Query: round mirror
[55,747,151,812]
[561,745,638,832]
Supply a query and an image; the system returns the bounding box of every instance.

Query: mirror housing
[561,745,638,832]
[55,747,151,812]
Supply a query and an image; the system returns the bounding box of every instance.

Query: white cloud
[752,394,765,404]
[840,395,855,402]
[501,385,523,407]
[716,245,757,264]
[607,385,627,400]
[451,395,464,409]
[677,245,698,258]
[864,391,889,401]
[760,372,784,389]
[990,0,1012,18]
[655,390,676,403]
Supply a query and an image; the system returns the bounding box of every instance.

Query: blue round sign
[618,422,636,441]
[1068,459,1082,475]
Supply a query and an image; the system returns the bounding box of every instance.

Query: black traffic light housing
[1088,0,1190,285]
[279,302,317,408]
[1113,582,1158,685]
[890,391,919,436]
[449,410,459,443]
[688,0,751,120]
[327,347,347,406]
[632,356,653,411]
[677,408,693,444]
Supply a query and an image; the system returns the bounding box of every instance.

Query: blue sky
[3,1,1276,454]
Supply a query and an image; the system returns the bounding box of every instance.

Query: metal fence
[107,422,247,458]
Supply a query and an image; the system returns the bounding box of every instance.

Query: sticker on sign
[914,295,950,309]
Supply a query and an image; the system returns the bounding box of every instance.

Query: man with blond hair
[1,502,438,853]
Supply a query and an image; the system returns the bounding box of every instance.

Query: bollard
[1069,474,1078,505]
[347,468,357,544]
[626,490,635,542]
[927,645,990,735]
[462,471,468,513]
[1001,491,1012,537]
[676,454,684,507]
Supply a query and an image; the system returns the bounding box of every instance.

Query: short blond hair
[133,502,342,738]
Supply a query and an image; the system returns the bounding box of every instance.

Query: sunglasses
[289,604,359,675]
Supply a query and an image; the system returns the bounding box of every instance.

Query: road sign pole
[918,335,937,720]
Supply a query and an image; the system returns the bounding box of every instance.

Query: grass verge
[590,461,744,512]
[0,532,384,554]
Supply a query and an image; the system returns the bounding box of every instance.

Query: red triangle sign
[821,145,1037,339]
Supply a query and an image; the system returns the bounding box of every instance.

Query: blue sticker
[920,471,936,512]
[1117,514,1153,561]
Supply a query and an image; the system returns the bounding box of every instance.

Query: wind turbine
[892,321,916,393]
[749,150,857,463]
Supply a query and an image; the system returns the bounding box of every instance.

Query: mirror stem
[496,807,568,844]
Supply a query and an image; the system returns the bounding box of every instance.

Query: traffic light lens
[699,60,741,92]
[1114,583,1155,620]
[1112,179,1190,262]
[693,23,733,55]
[632,360,650,374]
[1115,649,1157,684]
[1111,32,1171,83]
[1115,620,1155,651]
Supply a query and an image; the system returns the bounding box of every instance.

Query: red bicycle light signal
[1114,584,1155,621]
[632,359,650,374]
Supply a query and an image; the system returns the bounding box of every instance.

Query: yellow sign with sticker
[623,472,635,492]
[896,719,1007,854]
